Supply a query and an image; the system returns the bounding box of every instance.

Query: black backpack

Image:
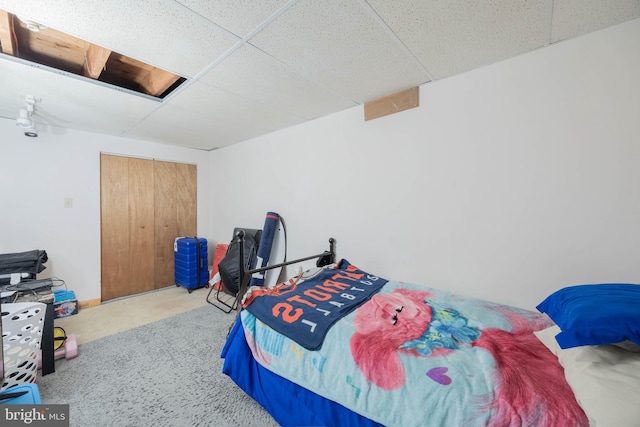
[218,231,260,296]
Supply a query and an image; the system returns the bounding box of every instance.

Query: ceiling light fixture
[15,95,39,138]
[23,125,38,138]
[15,108,32,128]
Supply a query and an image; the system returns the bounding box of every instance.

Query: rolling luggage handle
[195,237,201,290]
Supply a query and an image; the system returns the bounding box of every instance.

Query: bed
[220,235,640,426]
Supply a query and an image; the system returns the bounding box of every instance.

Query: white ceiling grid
[551,0,640,42]
[0,0,638,150]
[366,0,551,79]
[246,0,432,102]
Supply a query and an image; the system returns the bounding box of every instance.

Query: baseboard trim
[78,298,101,310]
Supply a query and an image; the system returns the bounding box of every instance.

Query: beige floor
[54,285,233,345]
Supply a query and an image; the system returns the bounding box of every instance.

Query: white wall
[0,124,212,302]
[209,18,640,310]
[1,18,637,310]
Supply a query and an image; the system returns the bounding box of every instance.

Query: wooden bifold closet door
[100,154,196,302]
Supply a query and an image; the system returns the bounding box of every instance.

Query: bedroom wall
[208,18,640,310]
[0,123,212,302]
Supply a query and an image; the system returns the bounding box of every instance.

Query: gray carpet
[38,305,280,427]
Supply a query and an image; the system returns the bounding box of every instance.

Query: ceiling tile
[367,0,549,80]
[248,0,430,103]
[1,0,638,150]
[166,81,306,130]
[551,0,640,42]
[175,0,291,37]
[0,0,239,77]
[0,57,159,135]
[126,81,307,149]
[199,44,357,119]
[124,115,262,150]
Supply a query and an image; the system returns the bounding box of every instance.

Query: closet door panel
[101,155,198,300]
[176,163,197,237]
[129,157,155,295]
[100,154,131,302]
[154,160,177,289]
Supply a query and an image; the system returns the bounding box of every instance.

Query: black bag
[0,250,48,286]
[0,250,48,274]
[218,232,259,296]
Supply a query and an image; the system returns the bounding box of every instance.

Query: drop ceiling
[0,1,638,151]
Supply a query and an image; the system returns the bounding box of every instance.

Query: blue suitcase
[174,237,209,293]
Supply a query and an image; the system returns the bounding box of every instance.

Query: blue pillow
[536,283,640,349]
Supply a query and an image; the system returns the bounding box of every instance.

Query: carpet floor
[38,305,279,427]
